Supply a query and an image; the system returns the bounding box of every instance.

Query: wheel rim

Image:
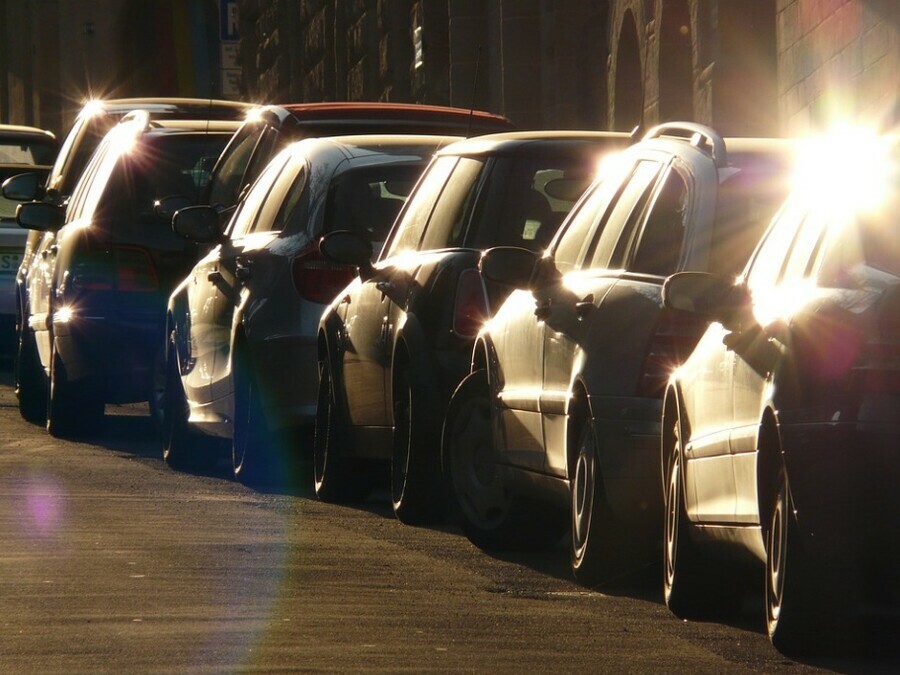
[449,389,508,528]
[314,364,333,489]
[664,448,680,595]
[391,375,412,506]
[572,429,595,559]
[232,360,252,475]
[767,480,787,633]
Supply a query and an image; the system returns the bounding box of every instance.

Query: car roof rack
[642,122,727,168]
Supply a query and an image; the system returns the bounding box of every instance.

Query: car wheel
[15,326,47,425]
[663,413,732,618]
[46,340,103,439]
[162,342,219,472]
[391,367,442,525]
[570,419,620,586]
[765,469,852,655]
[313,359,369,503]
[232,349,276,486]
[444,370,563,551]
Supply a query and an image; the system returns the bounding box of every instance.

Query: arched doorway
[658,0,693,122]
[613,10,642,131]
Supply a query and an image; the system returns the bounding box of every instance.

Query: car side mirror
[172,205,223,243]
[663,271,749,328]
[319,230,374,279]
[16,201,64,232]
[2,172,44,202]
[480,246,538,289]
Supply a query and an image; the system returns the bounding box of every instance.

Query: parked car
[203,102,514,216]
[0,124,57,354]
[15,112,241,436]
[315,131,630,523]
[660,134,899,654]
[3,97,248,416]
[442,123,796,584]
[164,134,455,484]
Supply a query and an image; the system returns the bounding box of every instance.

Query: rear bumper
[54,309,164,403]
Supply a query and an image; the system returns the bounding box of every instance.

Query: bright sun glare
[792,124,894,217]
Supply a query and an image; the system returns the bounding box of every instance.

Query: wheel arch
[756,406,785,536]
[565,379,593,481]
[390,313,434,424]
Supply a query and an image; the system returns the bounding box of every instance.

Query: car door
[730,202,823,523]
[340,155,459,427]
[204,151,291,405]
[538,158,667,476]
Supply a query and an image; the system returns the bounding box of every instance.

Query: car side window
[227,150,291,238]
[551,159,641,274]
[745,199,806,292]
[382,155,458,258]
[627,166,689,276]
[586,160,664,271]
[207,122,267,208]
[781,208,828,283]
[270,161,309,234]
[418,157,486,251]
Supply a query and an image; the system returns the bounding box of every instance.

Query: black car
[16,112,240,436]
[315,131,629,524]
[2,98,248,417]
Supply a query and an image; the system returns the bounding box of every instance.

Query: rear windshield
[0,136,56,165]
[324,164,425,248]
[97,134,231,234]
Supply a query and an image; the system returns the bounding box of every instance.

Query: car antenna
[466,45,482,138]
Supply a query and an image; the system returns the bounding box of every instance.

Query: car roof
[250,101,514,136]
[435,130,632,157]
[76,97,250,120]
[0,124,57,142]
[307,133,462,155]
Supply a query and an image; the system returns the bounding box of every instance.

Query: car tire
[313,359,370,503]
[232,348,277,487]
[15,326,47,425]
[46,339,103,439]
[444,370,564,551]
[663,412,735,618]
[162,342,220,472]
[570,419,620,586]
[391,366,442,525]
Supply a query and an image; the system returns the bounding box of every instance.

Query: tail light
[292,245,355,305]
[452,268,490,338]
[70,245,159,293]
[637,310,706,397]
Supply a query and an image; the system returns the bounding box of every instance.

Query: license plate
[0,250,22,274]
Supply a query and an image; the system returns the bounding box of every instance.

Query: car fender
[390,313,440,424]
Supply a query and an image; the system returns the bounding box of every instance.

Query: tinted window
[228,150,291,238]
[383,155,458,258]
[0,137,56,164]
[629,167,688,276]
[418,157,485,251]
[323,164,423,246]
[466,155,595,252]
[818,207,900,284]
[207,122,267,207]
[586,160,663,271]
[746,200,806,292]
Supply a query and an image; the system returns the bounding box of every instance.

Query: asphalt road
[0,362,896,673]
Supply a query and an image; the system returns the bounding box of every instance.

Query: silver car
[164,134,456,484]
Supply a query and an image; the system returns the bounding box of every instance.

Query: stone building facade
[1,1,899,139]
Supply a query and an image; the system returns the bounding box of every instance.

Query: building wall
[777,0,900,135]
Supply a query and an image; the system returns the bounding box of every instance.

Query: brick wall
[777,0,900,134]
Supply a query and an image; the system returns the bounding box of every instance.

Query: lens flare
[793,125,893,217]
